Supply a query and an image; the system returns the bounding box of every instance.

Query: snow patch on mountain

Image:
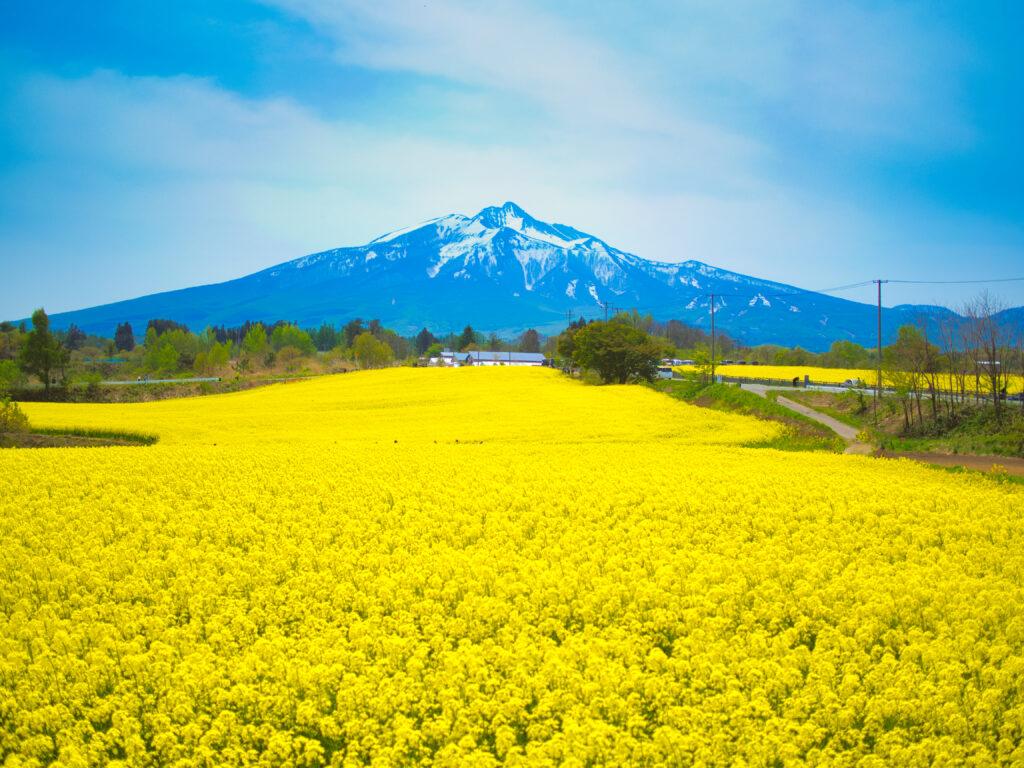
[749,293,771,307]
[47,200,984,353]
[428,228,497,278]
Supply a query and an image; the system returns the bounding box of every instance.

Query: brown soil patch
[876,450,1024,476]
[0,433,140,448]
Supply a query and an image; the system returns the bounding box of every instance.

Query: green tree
[415,328,437,355]
[556,318,589,365]
[353,332,394,369]
[0,324,25,361]
[270,323,315,354]
[242,324,268,357]
[19,309,68,392]
[313,323,339,352]
[0,360,27,394]
[823,340,868,368]
[63,324,87,351]
[571,319,664,384]
[195,340,232,374]
[343,319,365,348]
[458,325,477,352]
[145,341,181,374]
[114,322,135,352]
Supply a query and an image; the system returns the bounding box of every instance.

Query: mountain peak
[37,201,996,351]
[473,201,534,230]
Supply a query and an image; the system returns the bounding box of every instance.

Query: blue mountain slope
[32,202,1009,351]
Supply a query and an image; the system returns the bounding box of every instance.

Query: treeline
[0,312,552,392]
[2,294,1021,401]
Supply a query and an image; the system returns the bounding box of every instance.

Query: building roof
[452,350,545,363]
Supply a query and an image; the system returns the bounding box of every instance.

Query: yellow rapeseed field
[675,363,1024,393]
[2,367,1023,766]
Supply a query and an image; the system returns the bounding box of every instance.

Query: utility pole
[603,301,609,322]
[873,279,887,424]
[710,292,716,381]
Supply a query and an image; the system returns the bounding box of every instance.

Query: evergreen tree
[19,309,68,392]
[63,324,86,351]
[415,328,437,355]
[114,322,136,352]
[147,318,189,335]
[343,319,365,348]
[313,323,338,352]
[458,325,476,352]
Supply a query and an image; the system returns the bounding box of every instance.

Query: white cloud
[0,1,1019,317]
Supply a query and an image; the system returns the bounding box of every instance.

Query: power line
[886,276,1024,285]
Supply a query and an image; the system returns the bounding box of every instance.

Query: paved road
[741,383,871,454]
[101,376,222,386]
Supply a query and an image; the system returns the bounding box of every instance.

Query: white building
[442,349,546,367]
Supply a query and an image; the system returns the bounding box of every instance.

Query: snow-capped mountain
[38,202,975,350]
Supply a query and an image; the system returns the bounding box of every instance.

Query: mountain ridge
[19,202,1019,351]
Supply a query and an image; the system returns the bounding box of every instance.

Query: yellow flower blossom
[1,367,1021,765]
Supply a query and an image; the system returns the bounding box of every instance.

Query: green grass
[779,389,1024,458]
[30,426,159,445]
[653,380,845,453]
[772,390,868,429]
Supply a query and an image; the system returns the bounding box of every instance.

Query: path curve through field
[741,383,871,455]
[741,383,1024,471]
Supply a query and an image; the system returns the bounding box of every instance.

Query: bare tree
[1014,314,1024,413]
[962,292,1010,422]
[936,314,965,416]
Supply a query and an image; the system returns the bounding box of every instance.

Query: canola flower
[2,367,1023,767]
[675,363,1024,394]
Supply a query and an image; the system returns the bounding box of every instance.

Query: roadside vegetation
[783,388,1024,458]
[655,378,845,453]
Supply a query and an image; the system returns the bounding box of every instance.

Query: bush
[0,360,26,395]
[277,346,305,372]
[0,398,29,434]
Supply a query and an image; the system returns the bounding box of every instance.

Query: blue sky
[1,0,1023,318]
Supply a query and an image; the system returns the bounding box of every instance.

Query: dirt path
[741,383,871,454]
[742,383,1023,473]
[876,450,1024,477]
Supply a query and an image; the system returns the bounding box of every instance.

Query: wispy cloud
[0,0,1020,317]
